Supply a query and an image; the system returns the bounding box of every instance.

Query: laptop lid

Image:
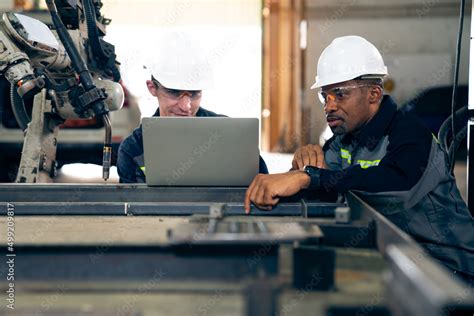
[142,117,259,186]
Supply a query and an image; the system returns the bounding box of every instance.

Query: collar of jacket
[341,95,397,151]
[152,107,207,117]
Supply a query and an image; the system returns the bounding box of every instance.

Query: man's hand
[291,144,326,170]
[244,171,311,214]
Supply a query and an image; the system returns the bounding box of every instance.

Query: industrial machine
[0,0,123,183]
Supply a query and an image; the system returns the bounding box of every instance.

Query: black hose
[439,105,469,151]
[10,84,30,131]
[439,111,451,153]
[83,0,108,60]
[449,0,466,166]
[449,125,468,173]
[45,0,107,116]
[448,105,469,168]
[46,1,94,90]
[83,0,121,82]
[438,105,469,173]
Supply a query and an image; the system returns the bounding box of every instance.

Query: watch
[303,165,321,189]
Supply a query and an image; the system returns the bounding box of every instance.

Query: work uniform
[117,107,269,183]
[318,95,474,277]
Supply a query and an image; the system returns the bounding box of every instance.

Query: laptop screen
[142,117,259,186]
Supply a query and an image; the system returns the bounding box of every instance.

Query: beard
[330,125,346,135]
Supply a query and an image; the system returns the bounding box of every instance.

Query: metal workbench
[0,184,472,316]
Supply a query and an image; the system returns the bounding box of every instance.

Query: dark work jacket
[117,107,268,183]
[319,95,474,276]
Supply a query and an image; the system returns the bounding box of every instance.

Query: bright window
[103,0,262,119]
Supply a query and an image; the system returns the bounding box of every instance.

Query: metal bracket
[15,89,60,183]
[335,206,351,224]
[209,203,228,219]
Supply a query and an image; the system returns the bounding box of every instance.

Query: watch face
[304,166,318,174]
[303,165,320,188]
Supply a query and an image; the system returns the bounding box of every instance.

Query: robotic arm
[0,0,124,182]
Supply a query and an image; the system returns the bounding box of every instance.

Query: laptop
[142,117,260,186]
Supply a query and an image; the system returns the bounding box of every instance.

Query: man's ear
[368,86,383,104]
[146,80,158,97]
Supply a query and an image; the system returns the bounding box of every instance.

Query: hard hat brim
[311,68,387,90]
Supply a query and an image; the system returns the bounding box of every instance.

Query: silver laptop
[142,117,260,186]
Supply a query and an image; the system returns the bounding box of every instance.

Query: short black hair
[355,76,384,88]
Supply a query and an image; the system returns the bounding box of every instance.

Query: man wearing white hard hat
[244,35,474,284]
[117,33,268,183]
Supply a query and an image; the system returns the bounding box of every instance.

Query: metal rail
[346,192,474,316]
[0,184,343,216]
[0,201,341,216]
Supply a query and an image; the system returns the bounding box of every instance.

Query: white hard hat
[145,32,213,90]
[311,35,388,89]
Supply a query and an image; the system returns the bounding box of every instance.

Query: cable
[449,0,466,171]
[83,0,121,81]
[45,0,107,116]
[83,0,105,58]
[439,105,469,156]
[449,126,468,173]
[443,105,469,173]
[10,83,30,131]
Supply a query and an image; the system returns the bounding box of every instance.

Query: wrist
[296,170,311,189]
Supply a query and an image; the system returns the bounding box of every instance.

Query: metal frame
[0,184,343,216]
[346,192,474,316]
[0,184,249,203]
[0,201,340,216]
[3,245,279,282]
[15,89,60,183]
[0,185,472,315]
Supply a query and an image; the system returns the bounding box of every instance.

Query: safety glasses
[153,79,202,100]
[318,84,375,105]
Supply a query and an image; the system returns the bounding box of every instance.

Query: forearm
[318,163,422,193]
